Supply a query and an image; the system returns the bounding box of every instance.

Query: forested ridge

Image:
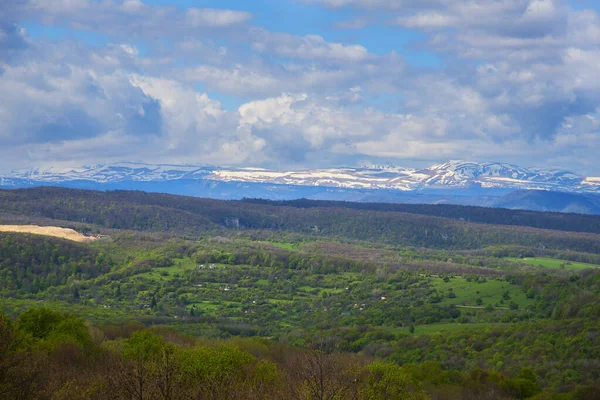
[1,187,600,398]
[3,187,600,252]
[242,197,600,234]
[5,187,600,235]
[0,232,112,293]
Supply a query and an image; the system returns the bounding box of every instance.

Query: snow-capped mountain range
[2,160,599,193]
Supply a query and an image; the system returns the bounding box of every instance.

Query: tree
[112,330,169,400]
[365,362,430,400]
[286,349,364,400]
[178,345,258,399]
[16,308,92,349]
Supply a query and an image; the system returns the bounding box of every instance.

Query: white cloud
[182,64,284,97]
[302,0,422,10]
[398,13,456,29]
[2,0,600,175]
[185,8,253,28]
[19,0,253,38]
[250,30,370,62]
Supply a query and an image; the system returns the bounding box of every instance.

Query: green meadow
[506,257,600,270]
[431,277,533,308]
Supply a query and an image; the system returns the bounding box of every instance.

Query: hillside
[3,188,600,253]
[242,197,600,234]
[492,190,600,214]
[1,187,600,398]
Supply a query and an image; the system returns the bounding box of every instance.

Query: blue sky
[1,0,600,174]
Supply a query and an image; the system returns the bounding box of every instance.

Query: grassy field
[432,277,533,308]
[0,298,140,323]
[136,259,230,281]
[265,241,301,251]
[506,257,600,270]
[394,322,498,335]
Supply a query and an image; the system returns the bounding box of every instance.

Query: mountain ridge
[3,160,600,215]
[3,160,598,193]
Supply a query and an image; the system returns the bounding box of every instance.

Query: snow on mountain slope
[211,167,415,190]
[423,160,532,185]
[12,162,211,183]
[3,160,597,193]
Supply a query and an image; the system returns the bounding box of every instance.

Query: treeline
[0,232,112,294]
[506,270,600,320]
[3,188,600,253]
[0,188,215,234]
[190,240,509,279]
[193,244,379,274]
[388,319,600,393]
[2,308,599,400]
[242,198,600,234]
[473,246,600,265]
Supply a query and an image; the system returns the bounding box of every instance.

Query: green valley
[1,187,600,399]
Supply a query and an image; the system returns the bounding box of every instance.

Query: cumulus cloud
[1,0,600,175]
[318,1,600,144]
[301,0,425,10]
[179,49,407,98]
[250,30,370,61]
[16,0,253,39]
[185,8,253,28]
[0,59,161,146]
[128,75,250,162]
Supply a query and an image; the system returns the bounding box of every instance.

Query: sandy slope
[0,225,97,242]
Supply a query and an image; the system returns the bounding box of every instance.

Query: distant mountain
[492,190,600,215]
[3,160,597,192]
[423,160,583,188]
[2,160,600,214]
[8,162,212,184]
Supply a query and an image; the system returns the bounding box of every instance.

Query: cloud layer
[1,0,599,174]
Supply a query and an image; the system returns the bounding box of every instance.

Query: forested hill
[2,187,600,398]
[3,187,600,252]
[242,198,600,234]
[0,232,111,293]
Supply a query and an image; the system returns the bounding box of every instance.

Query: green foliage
[2,187,600,396]
[0,309,597,399]
[123,330,166,361]
[178,345,255,383]
[506,257,600,271]
[366,362,430,400]
[16,307,92,349]
[0,312,15,354]
[389,319,600,390]
[0,232,111,294]
[4,187,600,251]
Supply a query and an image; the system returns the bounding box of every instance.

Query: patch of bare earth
[0,225,97,243]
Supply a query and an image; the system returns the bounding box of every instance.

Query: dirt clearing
[0,225,97,242]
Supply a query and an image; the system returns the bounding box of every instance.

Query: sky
[1,0,600,175]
